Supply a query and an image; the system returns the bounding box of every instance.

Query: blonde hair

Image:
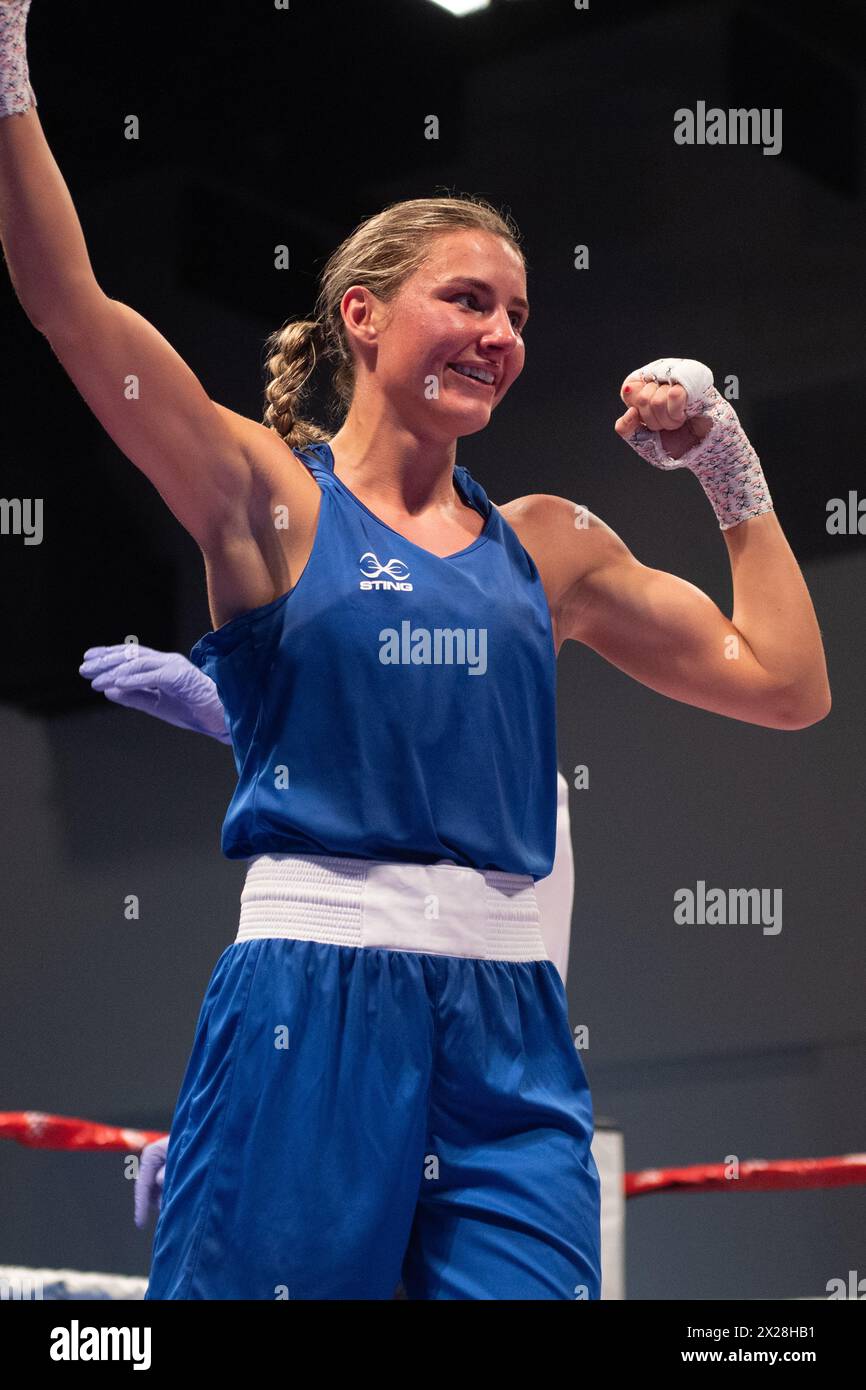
[262,193,525,451]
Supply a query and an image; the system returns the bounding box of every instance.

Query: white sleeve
[534,771,574,986]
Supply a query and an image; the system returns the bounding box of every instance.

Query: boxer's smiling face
[357,229,529,440]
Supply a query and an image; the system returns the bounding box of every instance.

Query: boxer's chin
[438,397,493,439]
[441,374,496,422]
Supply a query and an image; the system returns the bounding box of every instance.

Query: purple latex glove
[134,1135,169,1229]
[79,645,231,744]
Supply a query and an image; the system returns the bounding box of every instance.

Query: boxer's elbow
[772,687,832,730]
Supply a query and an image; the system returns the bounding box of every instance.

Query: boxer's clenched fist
[612,357,774,529]
[615,358,714,463]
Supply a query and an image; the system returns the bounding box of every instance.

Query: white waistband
[236,853,548,963]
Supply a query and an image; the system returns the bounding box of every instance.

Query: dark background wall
[1,0,863,1299]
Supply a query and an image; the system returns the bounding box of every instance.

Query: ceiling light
[427,0,492,16]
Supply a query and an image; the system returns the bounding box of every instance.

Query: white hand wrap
[622,357,774,531]
[0,0,36,118]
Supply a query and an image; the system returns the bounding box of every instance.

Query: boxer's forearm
[723,510,831,726]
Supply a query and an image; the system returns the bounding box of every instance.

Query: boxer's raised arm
[500,356,830,731]
[0,9,255,550]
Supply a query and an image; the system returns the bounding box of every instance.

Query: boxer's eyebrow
[443,277,530,321]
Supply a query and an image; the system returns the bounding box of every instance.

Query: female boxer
[1,1,829,1299]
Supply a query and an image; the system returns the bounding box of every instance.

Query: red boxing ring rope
[2,1111,864,1197]
[625,1153,866,1197]
[0,1111,164,1151]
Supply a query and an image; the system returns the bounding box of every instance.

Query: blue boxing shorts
[144,853,601,1300]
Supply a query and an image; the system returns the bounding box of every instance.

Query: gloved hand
[79,645,232,744]
[134,1135,169,1229]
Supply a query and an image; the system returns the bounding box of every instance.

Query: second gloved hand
[79,645,232,744]
[134,1135,169,1229]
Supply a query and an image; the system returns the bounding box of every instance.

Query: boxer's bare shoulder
[496,494,621,653]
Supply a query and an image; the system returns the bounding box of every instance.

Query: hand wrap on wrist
[0,0,36,118]
[622,357,774,531]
